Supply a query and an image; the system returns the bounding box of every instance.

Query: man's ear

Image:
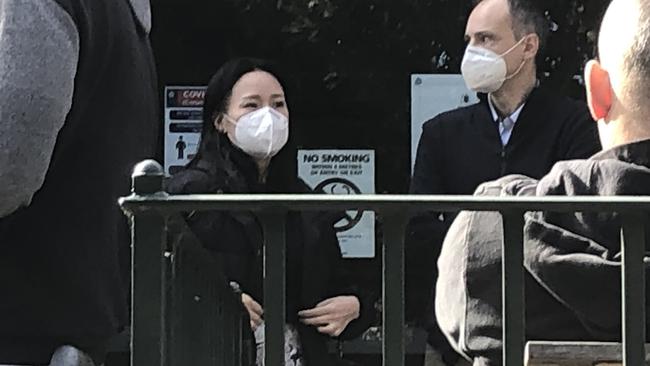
[522,33,539,61]
[585,60,613,121]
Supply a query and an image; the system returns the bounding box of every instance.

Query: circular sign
[314,177,364,232]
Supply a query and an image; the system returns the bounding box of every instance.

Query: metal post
[129,160,167,366]
[260,210,287,366]
[621,213,647,366]
[382,211,408,366]
[501,211,526,366]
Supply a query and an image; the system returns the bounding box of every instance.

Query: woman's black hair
[187,57,299,193]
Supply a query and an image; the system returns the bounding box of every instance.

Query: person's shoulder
[474,157,637,198]
[2,0,79,31]
[536,158,599,196]
[44,0,82,26]
[165,167,220,195]
[49,0,75,12]
[422,100,484,130]
[546,155,650,196]
[530,87,589,116]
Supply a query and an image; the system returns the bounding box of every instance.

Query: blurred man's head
[586,0,650,149]
[462,0,547,94]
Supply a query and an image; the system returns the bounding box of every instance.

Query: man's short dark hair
[474,0,549,52]
[624,0,650,102]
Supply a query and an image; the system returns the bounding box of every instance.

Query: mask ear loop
[498,34,528,57]
[222,114,237,125]
[500,35,530,81]
[505,58,527,81]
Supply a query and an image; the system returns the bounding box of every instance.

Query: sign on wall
[298,150,376,258]
[164,86,206,175]
[410,74,478,172]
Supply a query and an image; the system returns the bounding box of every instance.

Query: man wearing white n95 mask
[437,0,650,364]
[406,0,601,364]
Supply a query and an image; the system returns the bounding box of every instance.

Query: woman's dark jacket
[166,143,373,365]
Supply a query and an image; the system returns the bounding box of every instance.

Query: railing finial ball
[131,159,164,195]
[133,159,164,178]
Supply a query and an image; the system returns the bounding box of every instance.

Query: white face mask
[461,37,527,93]
[225,107,289,159]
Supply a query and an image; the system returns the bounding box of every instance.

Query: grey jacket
[436,139,650,365]
[0,0,150,217]
[0,0,157,363]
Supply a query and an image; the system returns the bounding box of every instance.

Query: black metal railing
[119,160,649,366]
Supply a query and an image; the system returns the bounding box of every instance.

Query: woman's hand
[298,296,360,337]
[241,293,264,330]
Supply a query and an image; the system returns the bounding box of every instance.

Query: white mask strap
[505,59,527,81]
[502,35,530,81]
[499,35,528,58]
[221,114,237,126]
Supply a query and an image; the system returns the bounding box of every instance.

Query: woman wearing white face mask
[166,58,373,366]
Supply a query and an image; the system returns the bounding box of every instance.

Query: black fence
[120,160,648,366]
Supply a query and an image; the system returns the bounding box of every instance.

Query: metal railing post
[501,210,526,366]
[621,213,647,366]
[260,210,287,366]
[382,211,409,366]
[129,160,167,366]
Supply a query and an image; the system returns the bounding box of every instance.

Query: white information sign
[164,86,206,175]
[298,150,376,258]
[410,74,479,172]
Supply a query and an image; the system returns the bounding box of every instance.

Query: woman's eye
[243,102,258,109]
[274,101,286,108]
